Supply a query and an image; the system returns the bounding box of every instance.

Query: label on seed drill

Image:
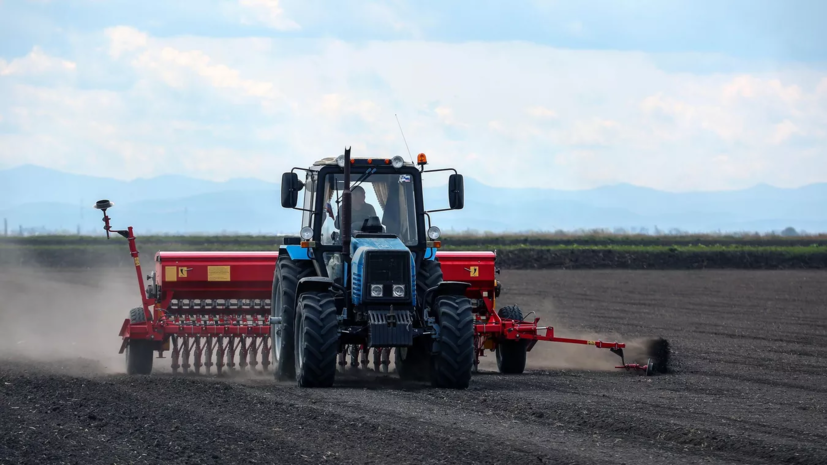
[165,266,177,282]
[208,266,231,281]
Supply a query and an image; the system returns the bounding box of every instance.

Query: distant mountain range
[2,164,826,235]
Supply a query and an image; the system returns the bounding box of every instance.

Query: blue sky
[1,0,826,191]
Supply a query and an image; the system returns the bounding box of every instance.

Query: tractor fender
[296,277,336,299]
[424,281,471,313]
[279,245,312,261]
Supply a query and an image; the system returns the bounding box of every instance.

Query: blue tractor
[272,148,471,388]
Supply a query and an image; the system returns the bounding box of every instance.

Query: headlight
[391,155,405,169]
[300,227,313,240]
[427,226,441,240]
[370,284,383,297]
[336,154,345,168]
[392,285,405,297]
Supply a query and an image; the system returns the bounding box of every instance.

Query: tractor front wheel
[431,295,474,389]
[294,291,339,388]
[496,305,528,374]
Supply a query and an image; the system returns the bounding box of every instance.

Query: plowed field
[1,268,825,464]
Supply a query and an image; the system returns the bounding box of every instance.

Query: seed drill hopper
[99,149,669,387]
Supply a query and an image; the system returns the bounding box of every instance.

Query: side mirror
[448,174,464,209]
[280,172,304,209]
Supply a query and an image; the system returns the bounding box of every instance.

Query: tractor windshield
[320,172,419,246]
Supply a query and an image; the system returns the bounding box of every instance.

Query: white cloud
[238,0,300,31]
[0,46,76,77]
[526,106,558,118]
[769,120,803,145]
[4,32,827,191]
[133,47,278,101]
[557,118,620,146]
[105,29,282,107]
[312,94,381,122]
[722,75,802,105]
[105,26,148,58]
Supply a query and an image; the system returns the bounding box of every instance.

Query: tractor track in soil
[1,268,826,464]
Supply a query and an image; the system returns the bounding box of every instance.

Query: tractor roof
[311,156,417,168]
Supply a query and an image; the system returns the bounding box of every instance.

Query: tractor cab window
[320,173,418,246]
[302,171,317,229]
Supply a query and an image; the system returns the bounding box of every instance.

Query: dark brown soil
[492,248,827,269]
[1,268,826,464]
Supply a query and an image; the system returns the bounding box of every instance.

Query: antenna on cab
[395,114,415,165]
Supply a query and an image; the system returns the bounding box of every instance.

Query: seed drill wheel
[495,305,528,374]
[294,291,339,388]
[126,340,154,375]
[431,295,474,389]
[271,258,315,381]
[125,307,154,375]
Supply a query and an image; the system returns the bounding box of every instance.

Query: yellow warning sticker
[133,257,140,267]
[165,266,177,282]
[208,266,231,281]
[469,266,479,277]
[587,340,595,345]
[178,267,189,278]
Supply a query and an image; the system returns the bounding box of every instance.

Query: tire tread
[296,292,339,387]
[273,258,315,380]
[432,295,474,389]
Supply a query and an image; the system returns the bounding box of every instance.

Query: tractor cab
[280,153,463,282]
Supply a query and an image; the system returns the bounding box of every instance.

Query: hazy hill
[1,165,825,235]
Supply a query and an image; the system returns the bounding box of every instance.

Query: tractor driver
[334,185,379,233]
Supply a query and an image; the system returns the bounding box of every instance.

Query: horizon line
[1,162,825,194]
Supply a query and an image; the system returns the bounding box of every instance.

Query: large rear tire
[496,305,528,374]
[416,259,443,310]
[271,258,315,381]
[294,291,339,388]
[431,295,474,389]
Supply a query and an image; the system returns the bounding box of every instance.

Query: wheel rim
[296,305,305,371]
[272,280,283,362]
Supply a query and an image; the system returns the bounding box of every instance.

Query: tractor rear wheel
[294,291,339,388]
[272,258,315,381]
[416,259,443,310]
[496,305,528,374]
[431,295,474,389]
[395,339,431,381]
[126,340,153,375]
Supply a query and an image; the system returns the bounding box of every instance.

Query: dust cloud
[0,262,139,374]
